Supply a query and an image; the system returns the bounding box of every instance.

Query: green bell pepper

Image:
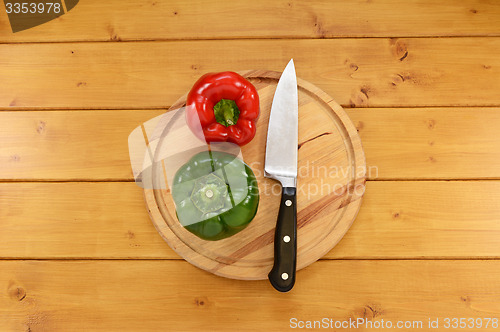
[172,151,259,241]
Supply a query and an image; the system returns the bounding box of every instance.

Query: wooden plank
[0,110,160,180]
[0,182,171,259]
[1,38,499,109]
[1,181,500,259]
[1,260,500,331]
[1,0,499,42]
[350,108,500,180]
[337,181,500,259]
[2,108,500,181]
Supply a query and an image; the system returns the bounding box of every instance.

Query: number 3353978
[5,2,61,14]
[443,318,498,329]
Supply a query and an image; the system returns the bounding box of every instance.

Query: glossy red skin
[186,72,260,146]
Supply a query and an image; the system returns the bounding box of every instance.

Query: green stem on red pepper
[213,99,240,127]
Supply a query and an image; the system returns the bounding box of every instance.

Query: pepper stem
[190,174,228,214]
[213,99,240,127]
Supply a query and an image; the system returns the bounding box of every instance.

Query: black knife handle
[268,186,297,292]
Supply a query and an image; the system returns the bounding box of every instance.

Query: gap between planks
[1,35,500,46]
[4,105,500,112]
[0,179,499,183]
[0,258,499,261]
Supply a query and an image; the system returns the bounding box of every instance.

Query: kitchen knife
[264,59,298,292]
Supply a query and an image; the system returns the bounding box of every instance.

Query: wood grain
[3,108,500,181]
[1,0,499,42]
[1,260,500,331]
[0,110,160,180]
[2,181,500,259]
[1,38,499,109]
[0,182,171,259]
[350,108,500,180]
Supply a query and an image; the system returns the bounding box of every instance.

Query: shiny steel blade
[264,59,298,188]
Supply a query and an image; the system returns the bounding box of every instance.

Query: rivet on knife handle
[268,187,297,292]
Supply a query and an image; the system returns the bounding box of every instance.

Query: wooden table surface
[1,1,500,331]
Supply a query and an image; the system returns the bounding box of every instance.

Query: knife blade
[264,59,298,292]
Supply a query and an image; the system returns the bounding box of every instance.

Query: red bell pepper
[186,72,260,146]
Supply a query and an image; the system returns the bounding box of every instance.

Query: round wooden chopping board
[143,70,366,280]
